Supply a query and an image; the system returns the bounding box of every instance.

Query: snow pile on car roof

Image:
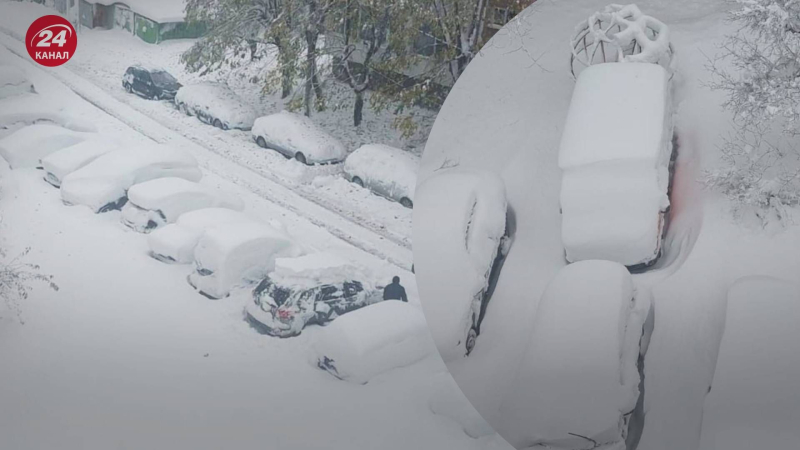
[344,144,419,200]
[60,145,201,212]
[176,83,257,130]
[127,177,244,222]
[41,139,119,187]
[269,252,375,291]
[496,260,646,449]
[697,277,800,450]
[252,111,346,162]
[148,208,255,263]
[311,300,431,384]
[0,124,93,169]
[413,168,507,362]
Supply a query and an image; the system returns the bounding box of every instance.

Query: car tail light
[277,309,291,320]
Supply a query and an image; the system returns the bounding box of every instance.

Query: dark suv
[122,65,181,100]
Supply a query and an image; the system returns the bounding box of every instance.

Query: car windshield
[150,70,176,87]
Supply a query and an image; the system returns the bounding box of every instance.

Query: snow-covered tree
[707,0,800,219]
[0,247,58,324]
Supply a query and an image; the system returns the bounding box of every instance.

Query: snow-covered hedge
[343,144,419,204]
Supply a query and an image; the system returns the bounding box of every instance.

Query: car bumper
[244,302,303,338]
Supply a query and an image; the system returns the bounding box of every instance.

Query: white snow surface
[697,276,800,450]
[147,207,256,264]
[269,252,374,291]
[344,143,419,202]
[60,144,202,212]
[413,168,507,362]
[0,63,32,98]
[310,300,432,384]
[496,260,644,449]
[0,123,92,168]
[175,82,257,130]
[189,220,300,298]
[0,94,98,137]
[126,177,244,222]
[252,111,348,163]
[40,138,118,187]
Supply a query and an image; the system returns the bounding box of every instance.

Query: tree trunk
[354,90,364,126]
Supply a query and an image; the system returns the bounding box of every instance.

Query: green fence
[134,14,159,44]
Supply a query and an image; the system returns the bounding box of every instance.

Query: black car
[122,65,181,100]
[245,275,380,338]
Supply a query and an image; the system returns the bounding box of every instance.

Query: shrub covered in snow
[559,62,673,267]
[60,145,202,213]
[148,207,255,264]
[496,260,649,450]
[343,144,419,208]
[413,167,508,362]
[0,64,34,99]
[251,111,347,165]
[188,221,300,299]
[121,177,244,233]
[0,124,93,169]
[310,300,431,384]
[174,82,258,130]
[40,139,118,187]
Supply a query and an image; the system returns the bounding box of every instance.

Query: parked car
[558,62,675,269]
[343,144,419,208]
[121,177,244,233]
[251,111,346,165]
[148,208,257,264]
[187,221,299,299]
[0,96,96,138]
[496,260,652,450]
[413,168,512,361]
[60,145,202,213]
[245,253,379,338]
[41,138,118,187]
[0,123,92,169]
[122,65,181,100]
[0,65,35,99]
[174,82,257,131]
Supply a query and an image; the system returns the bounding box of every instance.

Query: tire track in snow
[0,33,412,270]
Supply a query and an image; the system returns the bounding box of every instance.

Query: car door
[131,69,147,96]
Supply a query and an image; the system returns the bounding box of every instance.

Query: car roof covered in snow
[0,123,92,169]
[175,82,257,128]
[558,62,671,169]
[41,138,119,183]
[269,253,373,291]
[0,96,97,133]
[194,220,294,266]
[497,260,642,448]
[412,167,507,361]
[251,111,347,162]
[127,177,243,221]
[344,144,419,200]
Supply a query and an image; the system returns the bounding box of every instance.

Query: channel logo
[25,15,77,67]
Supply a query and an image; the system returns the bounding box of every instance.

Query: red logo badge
[25,15,77,67]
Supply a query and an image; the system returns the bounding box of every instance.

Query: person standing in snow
[383,276,408,302]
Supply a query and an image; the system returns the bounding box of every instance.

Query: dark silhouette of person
[383,276,408,302]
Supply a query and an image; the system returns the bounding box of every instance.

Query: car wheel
[400,197,413,209]
[256,136,268,148]
[352,176,364,187]
[465,327,478,355]
[124,83,132,93]
[295,152,307,165]
[213,118,224,129]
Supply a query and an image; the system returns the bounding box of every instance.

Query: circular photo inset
[413,1,800,450]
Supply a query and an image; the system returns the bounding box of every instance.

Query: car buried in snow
[413,168,513,361]
[251,111,347,165]
[558,62,675,270]
[41,138,118,187]
[0,65,35,99]
[174,82,257,131]
[497,260,653,450]
[122,65,182,101]
[343,144,419,208]
[187,221,300,299]
[0,123,94,170]
[121,177,244,233]
[244,253,381,338]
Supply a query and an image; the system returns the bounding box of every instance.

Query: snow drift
[0,64,34,99]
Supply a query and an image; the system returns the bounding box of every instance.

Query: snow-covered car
[251,111,347,165]
[0,65,35,99]
[244,253,379,338]
[122,65,182,100]
[311,300,431,384]
[148,208,257,264]
[41,139,118,187]
[60,145,202,213]
[343,144,419,208]
[0,123,93,169]
[559,62,675,269]
[413,168,512,361]
[120,177,244,233]
[187,221,299,299]
[497,260,651,450]
[0,96,97,138]
[174,82,257,131]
